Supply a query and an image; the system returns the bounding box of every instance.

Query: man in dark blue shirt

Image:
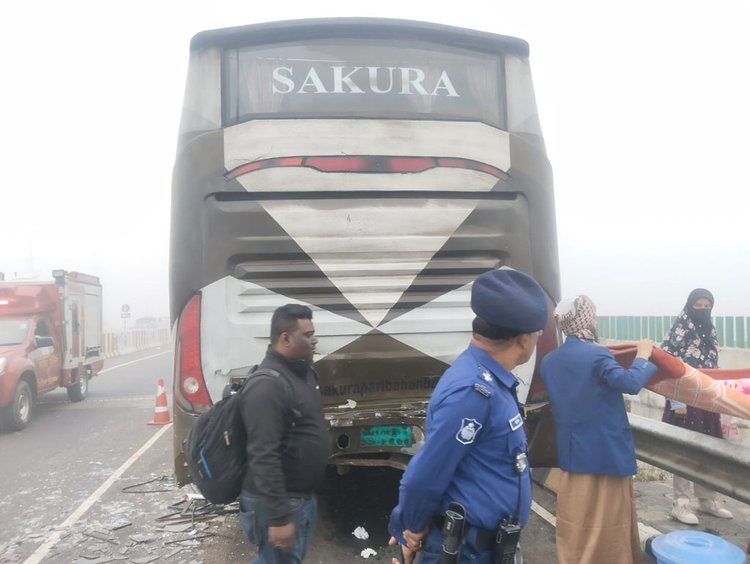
[388,268,549,564]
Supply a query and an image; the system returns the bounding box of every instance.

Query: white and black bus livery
[170,18,560,484]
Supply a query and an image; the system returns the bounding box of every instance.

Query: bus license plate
[360,425,412,447]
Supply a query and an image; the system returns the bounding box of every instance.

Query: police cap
[471,269,548,333]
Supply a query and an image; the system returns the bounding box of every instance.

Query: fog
[1,0,747,330]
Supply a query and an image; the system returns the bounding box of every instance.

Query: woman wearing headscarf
[541,296,656,564]
[662,288,734,524]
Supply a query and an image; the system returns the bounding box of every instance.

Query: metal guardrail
[630,413,750,505]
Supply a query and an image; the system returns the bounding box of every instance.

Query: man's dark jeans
[239,491,317,564]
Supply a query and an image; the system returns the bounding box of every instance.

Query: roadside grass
[634,461,671,482]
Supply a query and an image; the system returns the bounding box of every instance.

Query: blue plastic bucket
[651,531,746,564]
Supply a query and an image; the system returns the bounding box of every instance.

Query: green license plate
[360,425,413,447]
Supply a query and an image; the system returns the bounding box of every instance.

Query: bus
[170,18,560,485]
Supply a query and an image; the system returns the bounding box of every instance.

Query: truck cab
[0,270,103,431]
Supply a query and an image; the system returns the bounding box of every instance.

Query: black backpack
[184,367,292,505]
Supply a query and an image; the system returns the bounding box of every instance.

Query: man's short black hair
[270,304,313,343]
[472,316,521,341]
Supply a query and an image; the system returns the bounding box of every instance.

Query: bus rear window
[223,39,505,127]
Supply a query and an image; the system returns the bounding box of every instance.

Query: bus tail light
[174,294,211,412]
[224,155,509,181]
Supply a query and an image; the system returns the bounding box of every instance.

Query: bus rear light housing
[174,294,211,412]
[224,155,509,181]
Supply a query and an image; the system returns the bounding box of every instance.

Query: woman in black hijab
[662,288,733,524]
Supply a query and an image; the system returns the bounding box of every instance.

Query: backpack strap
[243,367,299,422]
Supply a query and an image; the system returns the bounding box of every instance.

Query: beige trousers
[556,471,641,564]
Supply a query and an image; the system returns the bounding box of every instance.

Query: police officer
[388,268,548,564]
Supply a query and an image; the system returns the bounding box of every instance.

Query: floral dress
[660,310,722,437]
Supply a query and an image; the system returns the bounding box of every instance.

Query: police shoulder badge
[456,418,482,445]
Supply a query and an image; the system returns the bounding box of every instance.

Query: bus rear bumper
[172,404,198,487]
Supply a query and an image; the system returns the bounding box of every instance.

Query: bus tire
[1,380,33,431]
[67,371,89,402]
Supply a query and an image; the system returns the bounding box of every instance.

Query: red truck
[0,270,103,431]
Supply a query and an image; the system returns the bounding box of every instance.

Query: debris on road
[83,530,119,545]
[353,526,369,540]
[127,534,156,544]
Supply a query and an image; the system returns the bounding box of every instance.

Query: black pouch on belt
[438,502,466,564]
[492,519,521,564]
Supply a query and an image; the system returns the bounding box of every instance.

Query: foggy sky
[1,0,747,330]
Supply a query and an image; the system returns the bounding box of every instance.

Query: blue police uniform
[388,343,531,562]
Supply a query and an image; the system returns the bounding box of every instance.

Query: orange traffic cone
[148,378,172,425]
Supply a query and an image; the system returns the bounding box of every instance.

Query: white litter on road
[361,548,378,558]
[352,526,369,540]
[337,399,357,409]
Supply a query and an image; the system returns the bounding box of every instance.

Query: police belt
[433,514,499,552]
[433,448,527,553]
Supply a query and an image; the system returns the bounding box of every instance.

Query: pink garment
[608,345,750,421]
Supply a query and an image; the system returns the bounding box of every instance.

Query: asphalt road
[0,347,175,563]
[196,467,558,563]
[1,349,746,563]
[0,348,556,563]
